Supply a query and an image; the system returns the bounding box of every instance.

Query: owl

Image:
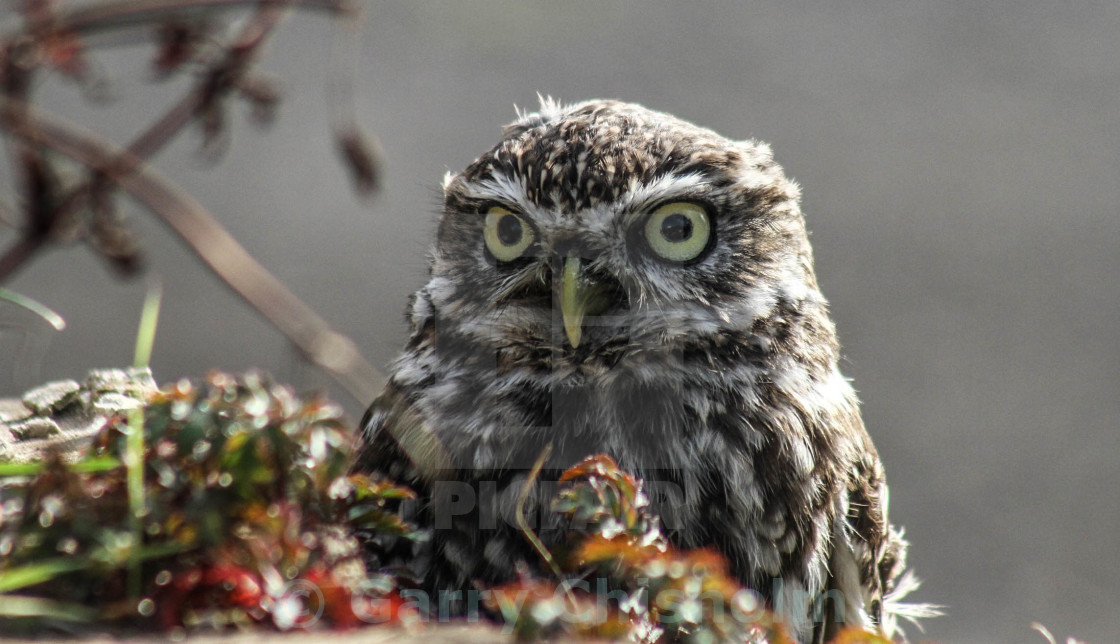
[358,99,918,642]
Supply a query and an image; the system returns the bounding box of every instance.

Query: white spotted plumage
[359,98,929,642]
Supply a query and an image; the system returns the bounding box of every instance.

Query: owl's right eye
[484,206,535,262]
[643,201,712,263]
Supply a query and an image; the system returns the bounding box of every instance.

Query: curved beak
[559,255,614,348]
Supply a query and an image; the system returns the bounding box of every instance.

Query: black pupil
[660,213,693,242]
[496,214,523,245]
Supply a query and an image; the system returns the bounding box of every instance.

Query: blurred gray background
[2,2,1118,642]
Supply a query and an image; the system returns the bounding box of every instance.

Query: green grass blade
[0,595,98,621]
[126,408,145,599]
[71,456,124,473]
[132,279,162,369]
[0,462,42,477]
[0,544,186,596]
[0,558,92,594]
[0,456,122,478]
[127,279,161,598]
[0,288,66,331]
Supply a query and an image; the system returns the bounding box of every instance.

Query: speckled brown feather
[358,99,913,642]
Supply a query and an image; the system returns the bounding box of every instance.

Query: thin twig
[0,54,44,282]
[12,0,356,40]
[515,443,580,612]
[53,0,296,263]
[0,235,46,282]
[0,97,383,403]
[327,4,379,194]
[0,0,365,283]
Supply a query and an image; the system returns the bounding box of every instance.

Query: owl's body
[360,99,912,641]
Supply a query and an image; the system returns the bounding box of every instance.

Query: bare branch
[0,97,384,403]
[13,0,357,40]
[107,1,290,169]
[0,146,59,282]
[5,0,303,279]
[0,234,46,281]
[327,10,379,195]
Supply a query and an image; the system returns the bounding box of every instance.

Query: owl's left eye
[484,206,535,262]
[643,202,712,263]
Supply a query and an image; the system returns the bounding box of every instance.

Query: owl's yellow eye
[484,206,535,262]
[643,202,711,262]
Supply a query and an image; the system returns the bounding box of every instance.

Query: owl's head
[422,99,827,376]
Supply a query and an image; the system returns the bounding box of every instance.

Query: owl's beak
[558,255,613,348]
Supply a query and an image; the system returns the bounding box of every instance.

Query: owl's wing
[815,427,935,643]
[812,431,896,643]
[357,382,453,488]
[356,382,455,582]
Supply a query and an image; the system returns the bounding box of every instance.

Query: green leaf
[133,541,191,562]
[0,594,97,621]
[0,456,122,478]
[71,456,123,473]
[0,462,41,477]
[0,557,92,593]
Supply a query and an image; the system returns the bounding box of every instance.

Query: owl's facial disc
[479,202,718,351]
[481,205,626,350]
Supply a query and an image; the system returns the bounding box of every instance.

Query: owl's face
[424,99,818,377]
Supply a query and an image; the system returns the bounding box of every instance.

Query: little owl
[358,98,922,642]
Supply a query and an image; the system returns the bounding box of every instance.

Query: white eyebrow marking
[618,172,709,212]
[459,172,533,213]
